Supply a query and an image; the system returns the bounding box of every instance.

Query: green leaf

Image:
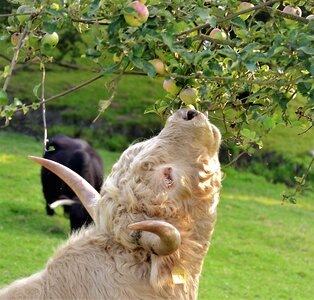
[0,89,9,105]
[298,46,314,55]
[101,63,120,75]
[294,176,305,185]
[263,116,275,130]
[142,61,156,78]
[33,83,42,99]
[241,128,256,139]
[231,17,246,29]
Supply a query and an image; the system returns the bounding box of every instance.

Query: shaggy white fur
[0,110,222,300]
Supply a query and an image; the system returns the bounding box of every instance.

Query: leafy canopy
[0,0,313,153]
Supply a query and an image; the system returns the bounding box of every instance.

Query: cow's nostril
[187,110,198,120]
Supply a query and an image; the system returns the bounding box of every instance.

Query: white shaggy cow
[0,109,222,300]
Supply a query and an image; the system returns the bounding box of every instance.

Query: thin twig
[2,20,31,92]
[0,12,33,18]
[198,34,237,47]
[16,73,104,112]
[298,125,313,136]
[71,18,110,25]
[264,6,309,24]
[41,63,48,151]
[223,150,250,168]
[178,0,282,37]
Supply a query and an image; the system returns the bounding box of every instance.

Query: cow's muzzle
[178,109,199,121]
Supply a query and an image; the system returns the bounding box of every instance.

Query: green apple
[16,5,36,24]
[149,59,166,74]
[11,32,20,46]
[237,2,254,20]
[179,87,198,105]
[163,79,180,95]
[124,1,149,27]
[209,28,227,40]
[41,32,59,48]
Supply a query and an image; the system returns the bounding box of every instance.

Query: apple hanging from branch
[209,28,227,41]
[179,87,198,105]
[123,1,149,27]
[149,59,166,75]
[237,2,254,20]
[41,32,59,48]
[163,79,180,95]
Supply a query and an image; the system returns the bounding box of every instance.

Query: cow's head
[30,110,221,258]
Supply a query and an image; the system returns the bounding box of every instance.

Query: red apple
[209,28,227,40]
[283,6,302,24]
[163,79,180,95]
[124,1,149,27]
[41,32,59,48]
[294,6,302,17]
[283,6,302,17]
[16,5,36,24]
[179,88,198,105]
[237,2,254,20]
[149,59,166,74]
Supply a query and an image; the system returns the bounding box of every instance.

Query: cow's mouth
[178,109,199,121]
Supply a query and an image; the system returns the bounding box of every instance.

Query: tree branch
[2,20,31,92]
[198,34,237,47]
[41,63,48,151]
[16,73,104,112]
[177,0,305,37]
[265,6,309,24]
[71,18,110,25]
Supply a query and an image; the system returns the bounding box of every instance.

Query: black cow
[41,135,104,231]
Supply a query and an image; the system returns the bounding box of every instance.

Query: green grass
[0,132,313,299]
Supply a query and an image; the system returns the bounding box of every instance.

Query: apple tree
[0,0,313,197]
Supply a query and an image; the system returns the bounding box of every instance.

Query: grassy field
[0,131,313,299]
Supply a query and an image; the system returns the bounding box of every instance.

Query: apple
[41,32,59,48]
[209,28,227,40]
[16,5,36,24]
[282,6,302,25]
[163,79,180,95]
[124,1,149,27]
[11,32,21,46]
[179,87,198,105]
[149,59,166,74]
[283,6,302,17]
[237,2,254,20]
[294,6,302,17]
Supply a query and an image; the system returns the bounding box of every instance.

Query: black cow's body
[41,135,104,231]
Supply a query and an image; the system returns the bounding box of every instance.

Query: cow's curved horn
[128,220,181,256]
[29,156,100,220]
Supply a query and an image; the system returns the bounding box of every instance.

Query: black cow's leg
[46,203,55,216]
